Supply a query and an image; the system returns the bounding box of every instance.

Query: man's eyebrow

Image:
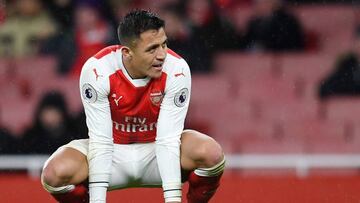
[145,44,159,51]
[145,39,168,52]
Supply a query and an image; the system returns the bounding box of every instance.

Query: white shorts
[60,139,162,190]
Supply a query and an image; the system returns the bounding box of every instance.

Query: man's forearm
[88,140,113,203]
[155,141,182,203]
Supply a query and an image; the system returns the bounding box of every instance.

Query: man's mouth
[152,64,163,70]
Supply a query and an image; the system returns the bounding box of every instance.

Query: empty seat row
[1,57,82,134]
[227,5,355,54]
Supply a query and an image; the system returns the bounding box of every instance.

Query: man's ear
[121,46,132,59]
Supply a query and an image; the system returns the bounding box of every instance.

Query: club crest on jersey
[82,83,97,103]
[174,88,189,107]
[150,91,164,106]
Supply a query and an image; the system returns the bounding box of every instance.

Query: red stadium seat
[0,94,37,135]
[236,137,305,154]
[44,78,82,114]
[279,53,334,101]
[188,74,232,121]
[261,99,320,122]
[14,57,57,78]
[294,5,355,54]
[214,53,274,80]
[235,76,299,103]
[0,59,16,80]
[228,121,305,153]
[306,132,360,154]
[187,74,233,138]
[323,97,360,124]
[14,57,57,98]
[214,53,290,102]
[281,119,360,153]
[0,57,82,134]
[0,79,82,135]
[190,74,232,104]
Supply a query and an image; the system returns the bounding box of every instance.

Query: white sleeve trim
[89,185,107,203]
[163,182,182,202]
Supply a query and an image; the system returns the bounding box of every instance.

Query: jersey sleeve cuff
[89,173,110,186]
[89,185,107,203]
[163,183,182,203]
[165,197,182,203]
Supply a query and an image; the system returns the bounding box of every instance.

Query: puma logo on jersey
[174,68,185,77]
[112,94,123,106]
[93,68,103,80]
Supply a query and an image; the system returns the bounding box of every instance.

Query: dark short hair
[117,9,165,46]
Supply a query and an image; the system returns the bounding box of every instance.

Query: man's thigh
[62,133,213,189]
[63,140,162,189]
[109,143,162,190]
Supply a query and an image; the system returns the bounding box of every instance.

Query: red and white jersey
[80,45,190,144]
[79,45,191,201]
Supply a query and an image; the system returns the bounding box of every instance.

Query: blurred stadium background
[2,0,360,202]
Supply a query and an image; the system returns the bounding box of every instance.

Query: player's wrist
[163,182,182,203]
[165,197,181,203]
[89,185,107,203]
[164,193,182,202]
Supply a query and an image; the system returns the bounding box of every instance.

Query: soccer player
[41,10,225,203]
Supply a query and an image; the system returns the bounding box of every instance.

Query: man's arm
[156,59,191,203]
[80,59,113,203]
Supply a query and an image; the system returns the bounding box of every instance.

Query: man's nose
[156,47,167,60]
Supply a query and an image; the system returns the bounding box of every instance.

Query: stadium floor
[1,172,360,202]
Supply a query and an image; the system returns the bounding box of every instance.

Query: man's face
[128,28,168,79]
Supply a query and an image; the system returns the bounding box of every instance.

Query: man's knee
[196,137,224,167]
[182,130,224,168]
[42,158,72,187]
[41,147,87,188]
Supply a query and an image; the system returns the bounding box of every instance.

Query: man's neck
[122,55,145,79]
